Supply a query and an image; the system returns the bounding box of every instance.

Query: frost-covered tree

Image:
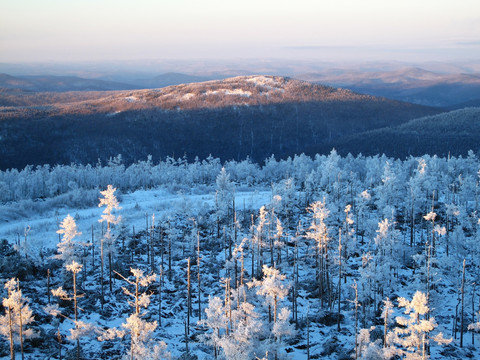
[271,307,295,359]
[374,218,401,298]
[391,291,451,359]
[408,158,428,247]
[47,261,95,360]
[203,296,228,359]
[215,167,235,237]
[204,264,292,360]
[272,178,296,223]
[98,185,122,293]
[356,327,384,360]
[249,265,290,324]
[375,160,402,218]
[305,199,331,307]
[253,206,269,279]
[56,214,82,264]
[204,293,264,360]
[343,204,355,262]
[382,297,394,348]
[13,225,30,261]
[99,268,169,360]
[55,215,89,277]
[0,278,36,360]
[355,190,372,244]
[319,149,341,192]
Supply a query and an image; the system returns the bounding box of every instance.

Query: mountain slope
[0,75,440,170]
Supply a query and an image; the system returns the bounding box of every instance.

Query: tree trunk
[100,236,104,311]
[338,229,342,331]
[187,257,191,334]
[91,225,95,269]
[47,269,51,304]
[354,282,359,360]
[158,266,162,326]
[460,258,466,347]
[197,232,201,322]
[307,306,310,360]
[151,214,155,273]
[108,252,113,292]
[73,271,80,360]
[168,223,172,281]
[8,303,14,360]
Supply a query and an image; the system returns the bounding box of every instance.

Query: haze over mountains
[296,67,480,107]
[2,61,480,107]
[0,73,138,92]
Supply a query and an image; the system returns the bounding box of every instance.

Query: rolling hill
[0,75,441,170]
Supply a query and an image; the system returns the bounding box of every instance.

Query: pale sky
[1,0,479,62]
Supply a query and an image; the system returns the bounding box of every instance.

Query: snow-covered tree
[203,296,229,359]
[204,294,263,360]
[271,307,295,359]
[0,278,36,360]
[305,199,331,307]
[98,185,122,293]
[47,261,95,360]
[253,206,269,279]
[375,160,401,217]
[272,178,296,222]
[249,265,290,324]
[99,268,169,360]
[382,297,394,348]
[356,327,384,360]
[374,218,401,298]
[56,214,82,263]
[391,291,451,359]
[215,167,235,235]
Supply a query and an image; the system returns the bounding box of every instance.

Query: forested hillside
[315,107,480,158]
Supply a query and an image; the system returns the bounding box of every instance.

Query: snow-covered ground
[0,187,271,254]
[2,153,480,359]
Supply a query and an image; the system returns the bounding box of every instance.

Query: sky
[1,0,479,63]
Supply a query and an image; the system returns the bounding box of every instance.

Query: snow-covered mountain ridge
[0,75,382,117]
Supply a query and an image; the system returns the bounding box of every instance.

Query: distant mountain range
[0,73,138,92]
[3,65,480,108]
[131,72,215,89]
[0,75,442,170]
[0,72,222,93]
[296,67,480,108]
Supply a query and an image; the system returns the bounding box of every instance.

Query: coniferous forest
[2,150,480,359]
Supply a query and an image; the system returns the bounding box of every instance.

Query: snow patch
[205,89,252,97]
[245,76,281,88]
[125,96,138,102]
[181,93,195,101]
[106,111,121,117]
